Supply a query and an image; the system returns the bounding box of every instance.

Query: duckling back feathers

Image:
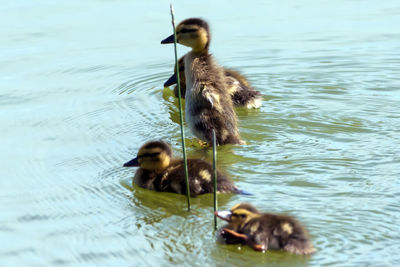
[166,57,262,109]
[242,213,315,255]
[184,52,242,145]
[124,141,240,196]
[216,203,315,255]
[134,158,239,196]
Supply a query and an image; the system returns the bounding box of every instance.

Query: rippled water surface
[1,1,400,266]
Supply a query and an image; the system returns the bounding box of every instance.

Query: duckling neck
[183,50,211,89]
[192,45,208,53]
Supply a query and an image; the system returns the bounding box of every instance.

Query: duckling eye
[239,214,246,218]
[179,28,197,34]
[138,152,160,158]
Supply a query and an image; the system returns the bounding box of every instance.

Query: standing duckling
[123,140,240,196]
[164,56,262,109]
[161,18,243,145]
[215,203,316,255]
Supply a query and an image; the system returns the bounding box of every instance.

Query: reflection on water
[1,0,400,266]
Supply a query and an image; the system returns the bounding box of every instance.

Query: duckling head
[216,203,260,230]
[161,18,210,52]
[123,141,172,173]
[164,57,185,88]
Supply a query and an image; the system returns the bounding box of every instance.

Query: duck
[164,56,262,109]
[161,18,243,145]
[123,140,241,196]
[215,203,316,255]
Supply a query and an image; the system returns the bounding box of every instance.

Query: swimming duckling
[215,203,316,255]
[123,140,240,196]
[161,18,243,145]
[164,56,262,109]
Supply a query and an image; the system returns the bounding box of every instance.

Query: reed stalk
[170,5,191,211]
[212,129,218,229]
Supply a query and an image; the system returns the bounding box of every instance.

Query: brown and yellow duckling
[164,56,262,109]
[161,18,243,145]
[215,203,316,255]
[123,140,240,196]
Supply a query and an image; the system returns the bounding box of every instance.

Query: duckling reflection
[161,18,243,145]
[215,203,315,255]
[164,56,262,109]
[123,141,241,196]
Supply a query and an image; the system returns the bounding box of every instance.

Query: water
[1,1,399,266]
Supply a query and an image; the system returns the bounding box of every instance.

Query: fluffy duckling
[123,141,240,196]
[161,18,243,145]
[215,203,315,255]
[164,56,262,109]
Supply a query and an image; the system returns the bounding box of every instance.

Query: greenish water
[1,1,400,266]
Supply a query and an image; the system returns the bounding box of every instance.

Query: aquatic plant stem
[212,129,218,229]
[170,5,191,211]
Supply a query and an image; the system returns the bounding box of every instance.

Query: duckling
[164,56,262,109]
[161,18,243,145]
[123,140,240,196]
[215,203,316,255]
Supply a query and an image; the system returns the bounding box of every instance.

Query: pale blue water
[1,1,399,266]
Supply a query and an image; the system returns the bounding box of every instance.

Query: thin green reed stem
[170,5,191,211]
[212,129,218,229]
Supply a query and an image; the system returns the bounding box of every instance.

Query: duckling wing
[162,159,214,196]
[243,221,271,252]
[246,231,269,252]
[200,83,219,109]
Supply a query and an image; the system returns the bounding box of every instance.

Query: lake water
[1,1,399,266]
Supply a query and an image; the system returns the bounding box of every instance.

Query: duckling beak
[161,34,175,44]
[214,210,232,222]
[123,157,140,167]
[164,73,177,87]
